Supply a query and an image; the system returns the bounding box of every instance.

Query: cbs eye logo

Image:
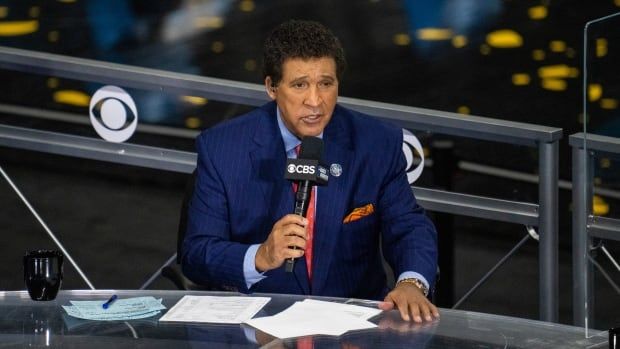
[89,86,138,143]
[287,164,297,173]
[402,129,425,184]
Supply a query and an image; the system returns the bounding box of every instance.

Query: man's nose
[304,86,321,107]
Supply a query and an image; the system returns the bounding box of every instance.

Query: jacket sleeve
[181,131,252,292]
[378,130,438,290]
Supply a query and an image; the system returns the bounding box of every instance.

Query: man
[182,19,439,323]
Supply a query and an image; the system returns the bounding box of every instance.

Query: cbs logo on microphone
[287,164,316,175]
[89,85,138,143]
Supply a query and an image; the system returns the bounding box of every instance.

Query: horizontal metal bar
[340,96,562,146]
[569,133,620,154]
[0,124,196,174]
[0,46,561,145]
[0,124,540,226]
[588,216,620,241]
[0,46,268,107]
[0,103,200,139]
[413,186,539,226]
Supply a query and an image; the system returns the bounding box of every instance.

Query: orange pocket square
[343,203,375,223]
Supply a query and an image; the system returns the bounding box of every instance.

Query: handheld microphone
[283,136,328,272]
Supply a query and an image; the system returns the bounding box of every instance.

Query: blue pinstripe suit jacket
[182,101,437,300]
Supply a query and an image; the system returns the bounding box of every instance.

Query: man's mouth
[301,114,322,124]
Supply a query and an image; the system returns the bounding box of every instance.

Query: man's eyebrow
[289,76,309,84]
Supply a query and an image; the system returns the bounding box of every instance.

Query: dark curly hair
[262,20,347,86]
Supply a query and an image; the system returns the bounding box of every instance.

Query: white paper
[300,299,382,320]
[244,300,378,339]
[158,295,270,324]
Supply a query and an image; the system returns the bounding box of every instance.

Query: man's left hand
[379,282,439,322]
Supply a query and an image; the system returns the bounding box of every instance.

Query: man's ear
[264,76,276,100]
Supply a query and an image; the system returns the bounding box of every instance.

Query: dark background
[0,0,619,329]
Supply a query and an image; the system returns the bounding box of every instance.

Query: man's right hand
[255,214,308,272]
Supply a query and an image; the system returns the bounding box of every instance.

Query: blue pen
[102,294,118,309]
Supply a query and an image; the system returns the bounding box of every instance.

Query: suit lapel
[311,108,354,295]
[249,103,310,294]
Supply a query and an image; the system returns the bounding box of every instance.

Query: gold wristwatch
[397,278,429,297]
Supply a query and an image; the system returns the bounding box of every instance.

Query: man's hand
[255,214,307,272]
[379,282,439,323]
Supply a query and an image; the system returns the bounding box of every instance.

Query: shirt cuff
[397,271,429,290]
[243,244,267,289]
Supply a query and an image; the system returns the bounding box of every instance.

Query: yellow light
[48,31,59,42]
[0,20,39,36]
[416,28,453,41]
[532,49,545,61]
[244,59,257,71]
[193,16,223,29]
[528,6,547,20]
[393,33,411,46]
[185,117,202,129]
[596,38,607,57]
[47,78,59,89]
[0,7,8,18]
[452,35,467,48]
[211,41,224,53]
[180,96,208,106]
[588,84,603,102]
[480,44,491,55]
[600,98,618,110]
[29,6,40,18]
[600,158,611,169]
[239,0,255,12]
[486,29,523,48]
[541,78,566,91]
[457,106,470,115]
[53,90,90,107]
[537,64,576,79]
[593,195,609,216]
[549,40,566,52]
[512,73,531,86]
[616,0,620,7]
[568,68,579,78]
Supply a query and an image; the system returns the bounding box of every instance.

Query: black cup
[23,250,63,301]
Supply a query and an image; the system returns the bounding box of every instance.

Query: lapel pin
[330,163,343,177]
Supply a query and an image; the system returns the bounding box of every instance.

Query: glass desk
[0,290,608,348]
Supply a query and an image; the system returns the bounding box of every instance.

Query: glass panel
[4,1,618,326]
[584,12,620,334]
[0,147,187,290]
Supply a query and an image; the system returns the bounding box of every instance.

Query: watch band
[397,277,429,297]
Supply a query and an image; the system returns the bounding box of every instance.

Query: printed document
[159,295,271,324]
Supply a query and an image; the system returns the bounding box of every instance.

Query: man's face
[265,57,339,138]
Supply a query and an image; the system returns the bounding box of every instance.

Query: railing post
[571,141,593,327]
[431,139,456,307]
[538,140,559,322]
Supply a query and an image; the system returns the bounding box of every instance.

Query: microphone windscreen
[298,136,323,161]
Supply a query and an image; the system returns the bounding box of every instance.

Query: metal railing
[0,46,562,321]
[570,132,620,327]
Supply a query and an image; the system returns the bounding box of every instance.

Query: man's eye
[293,82,307,89]
[319,81,334,89]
